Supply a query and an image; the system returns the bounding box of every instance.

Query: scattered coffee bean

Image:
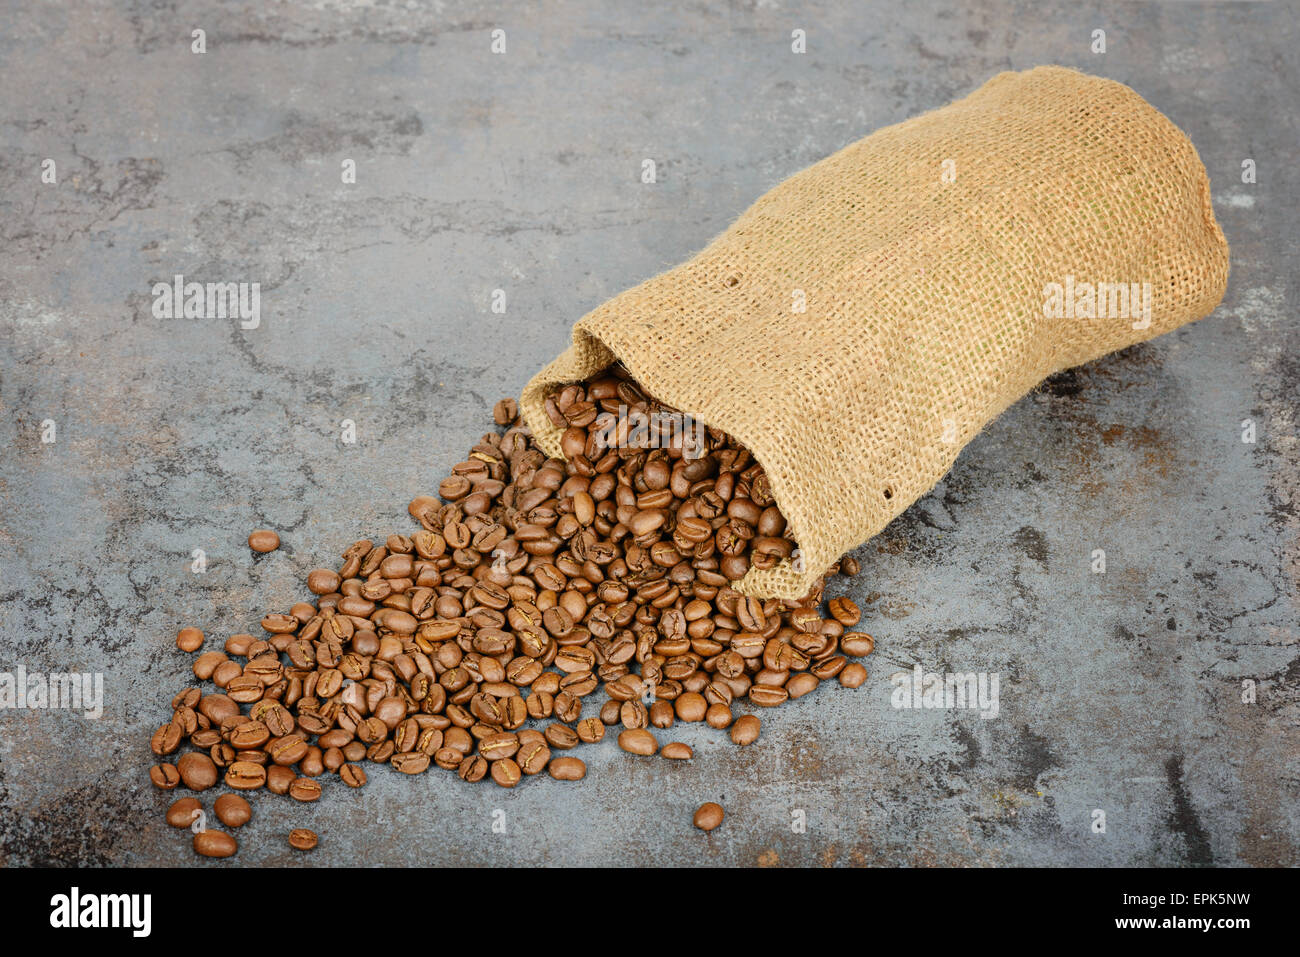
[618,729,658,756]
[730,715,761,746]
[289,828,319,851]
[176,627,204,652]
[661,742,693,760]
[838,662,868,688]
[548,756,587,780]
[693,802,725,831]
[193,829,238,858]
[166,797,202,828]
[828,597,861,626]
[149,763,180,789]
[214,794,252,828]
[248,529,280,553]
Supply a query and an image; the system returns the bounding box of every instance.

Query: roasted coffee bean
[839,555,861,576]
[661,742,693,760]
[828,597,860,626]
[748,685,789,707]
[490,758,521,788]
[548,756,587,780]
[166,797,203,828]
[267,765,296,794]
[150,722,183,756]
[176,627,204,652]
[545,723,580,749]
[225,762,266,790]
[150,763,181,790]
[339,763,367,788]
[730,714,761,745]
[248,529,280,553]
[391,751,431,774]
[840,632,875,656]
[575,717,605,744]
[194,829,238,858]
[214,794,252,828]
[693,802,724,832]
[177,752,219,791]
[705,703,733,729]
[617,729,658,756]
[289,777,322,801]
[786,672,819,699]
[289,828,319,851]
[839,662,868,688]
[674,692,707,722]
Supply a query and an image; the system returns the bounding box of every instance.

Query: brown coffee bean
[391,751,431,774]
[674,692,707,722]
[194,829,238,858]
[839,555,861,576]
[548,756,587,780]
[339,763,367,788]
[839,662,868,688]
[150,763,181,789]
[166,797,203,828]
[828,597,860,626]
[748,685,789,707]
[192,651,227,681]
[177,752,218,791]
[705,703,733,729]
[224,761,266,790]
[730,714,761,745]
[693,802,724,831]
[490,758,522,788]
[150,722,182,756]
[840,632,875,656]
[661,742,693,760]
[267,765,296,794]
[289,828,319,851]
[545,723,580,749]
[176,627,204,652]
[214,794,252,828]
[575,717,605,744]
[289,777,322,802]
[786,672,819,699]
[617,729,658,756]
[248,529,280,553]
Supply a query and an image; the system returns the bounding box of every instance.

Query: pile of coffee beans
[150,365,874,857]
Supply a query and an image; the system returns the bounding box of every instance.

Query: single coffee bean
[149,763,180,789]
[176,627,204,652]
[749,685,789,707]
[705,703,733,729]
[391,751,431,774]
[224,761,266,790]
[548,756,587,780]
[786,672,819,699]
[267,765,296,794]
[166,797,203,828]
[839,555,861,576]
[214,794,252,828]
[192,651,227,681]
[150,722,182,756]
[545,723,580,749]
[177,752,218,791]
[661,742,693,760]
[248,529,280,553]
[828,597,861,626]
[193,829,238,858]
[675,692,707,722]
[840,632,875,656]
[289,777,322,802]
[575,717,605,744]
[839,662,868,688]
[289,828,319,851]
[339,763,367,788]
[649,700,675,729]
[693,802,724,832]
[490,758,522,788]
[493,398,518,425]
[617,729,658,756]
[730,714,761,745]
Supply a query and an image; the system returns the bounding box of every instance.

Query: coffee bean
[693,802,724,831]
[548,756,587,780]
[289,777,322,801]
[786,672,819,699]
[675,692,707,722]
[177,752,218,790]
[150,722,182,756]
[748,685,789,707]
[176,627,204,652]
[166,797,202,828]
[546,723,581,749]
[838,662,868,688]
[224,761,266,790]
[214,794,252,828]
[828,597,860,626]
[705,704,733,729]
[661,742,693,760]
[339,763,367,788]
[575,717,605,744]
[193,829,238,858]
[839,555,861,576]
[289,828,319,851]
[493,398,518,426]
[149,763,180,789]
[730,714,761,745]
[267,765,296,794]
[192,651,227,681]
[248,529,280,553]
[840,632,874,656]
[490,758,521,788]
[618,729,658,756]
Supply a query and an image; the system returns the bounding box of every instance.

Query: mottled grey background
[0,0,1295,867]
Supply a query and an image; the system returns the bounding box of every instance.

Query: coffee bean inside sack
[152,364,874,857]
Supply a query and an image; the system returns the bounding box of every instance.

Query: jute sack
[521,65,1230,600]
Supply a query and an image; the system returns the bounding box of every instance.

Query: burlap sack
[521,65,1230,600]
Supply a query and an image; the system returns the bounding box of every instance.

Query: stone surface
[0,1,1295,867]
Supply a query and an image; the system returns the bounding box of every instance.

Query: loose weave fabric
[521,66,1230,600]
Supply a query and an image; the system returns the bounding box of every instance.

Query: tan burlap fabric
[521,66,1230,600]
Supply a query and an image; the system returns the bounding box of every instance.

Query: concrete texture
[0,0,1296,867]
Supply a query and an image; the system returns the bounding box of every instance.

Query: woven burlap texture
[521,65,1230,600]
